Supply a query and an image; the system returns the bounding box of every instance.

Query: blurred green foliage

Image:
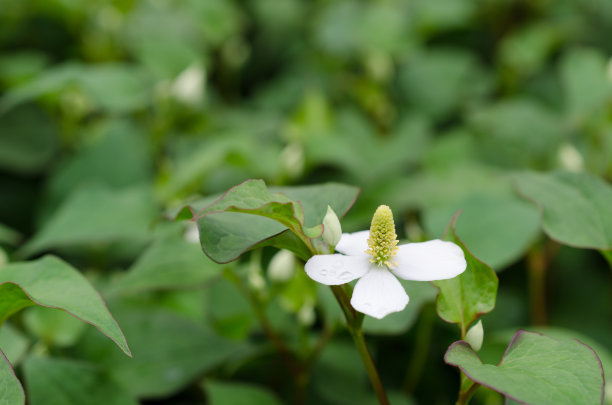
[0,0,611,404]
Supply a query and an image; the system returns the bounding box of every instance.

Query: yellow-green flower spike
[366,205,399,267]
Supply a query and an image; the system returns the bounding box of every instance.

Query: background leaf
[203,380,283,405]
[0,256,130,356]
[514,171,612,251]
[424,193,540,270]
[74,304,246,398]
[20,185,157,257]
[0,350,24,405]
[116,231,221,292]
[23,356,137,405]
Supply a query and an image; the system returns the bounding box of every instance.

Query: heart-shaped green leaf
[445,330,605,404]
[0,256,130,356]
[23,356,138,405]
[0,350,24,405]
[432,216,498,334]
[514,171,612,251]
[184,180,359,263]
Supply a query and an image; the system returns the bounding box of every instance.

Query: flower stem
[526,239,558,325]
[330,285,390,405]
[455,377,479,405]
[305,234,389,405]
[348,327,391,405]
[224,268,303,385]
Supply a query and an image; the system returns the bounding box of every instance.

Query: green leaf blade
[0,256,130,356]
[514,171,612,251]
[0,349,25,405]
[203,380,283,405]
[23,356,138,405]
[189,180,359,263]
[445,331,605,405]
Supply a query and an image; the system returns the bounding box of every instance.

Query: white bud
[268,250,296,282]
[183,222,200,244]
[297,302,315,326]
[248,261,266,291]
[465,320,484,352]
[280,142,305,179]
[322,205,342,247]
[557,142,584,172]
[171,63,206,106]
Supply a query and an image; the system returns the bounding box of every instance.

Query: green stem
[330,284,390,405]
[456,376,480,405]
[601,250,612,270]
[527,245,547,325]
[348,327,391,405]
[225,268,302,377]
[303,233,389,405]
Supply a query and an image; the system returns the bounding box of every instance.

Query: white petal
[335,230,369,256]
[392,239,466,281]
[305,254,370,285]
[350,269,409,319]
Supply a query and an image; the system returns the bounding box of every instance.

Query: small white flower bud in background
[268,250,296,282]
[322,205,342,247]
[557,142,584,172]
[171,63,206,106]
[297,301,315,326]
[465,320,484,352]
[183,222,200,244]
[280,142,305,179]
[248,260,266,291]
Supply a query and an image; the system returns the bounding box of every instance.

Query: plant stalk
[455,376,480,405]
[330,284,390,405]
[308,236,390,405]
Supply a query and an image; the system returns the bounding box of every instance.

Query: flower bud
[280,142,305,179]
[171,63,206,106]
[297,302,315,326]
[465,320,484,351]
[322,205,342,247]
[268,250,296,282]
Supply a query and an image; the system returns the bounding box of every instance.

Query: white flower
[305,205,467,319]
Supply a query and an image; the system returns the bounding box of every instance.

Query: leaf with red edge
[445,330,605,405]
[0,349,24,405]
[182,180,359,263]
